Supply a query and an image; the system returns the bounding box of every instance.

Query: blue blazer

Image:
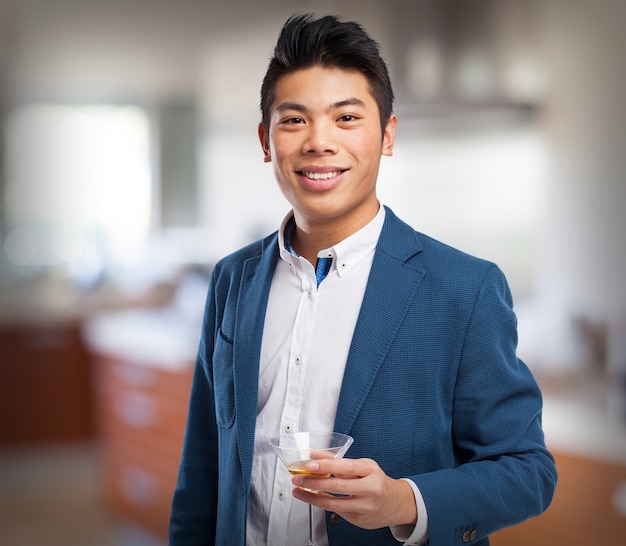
[170,207,557,546]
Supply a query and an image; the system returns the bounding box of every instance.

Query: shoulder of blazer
[211,231,280,279]
[378,206,423,263]
[380,206,497,276]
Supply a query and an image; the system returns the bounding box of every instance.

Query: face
[258,66,396,238]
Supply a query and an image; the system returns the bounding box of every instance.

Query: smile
[301,171,342,180]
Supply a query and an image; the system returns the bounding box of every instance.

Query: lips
[297,169,345,190]
[301,170,342,180]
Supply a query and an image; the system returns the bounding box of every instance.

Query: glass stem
[308,503,316,546]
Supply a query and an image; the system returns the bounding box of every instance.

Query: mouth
[299,170,344,181]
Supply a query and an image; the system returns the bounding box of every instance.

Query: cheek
[273,163,288,186]
[271,133,298,157]
[272,165,297,201]
[348,133,383,159]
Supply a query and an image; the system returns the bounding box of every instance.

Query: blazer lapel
[334,209,425,434]
[233,235,279,487]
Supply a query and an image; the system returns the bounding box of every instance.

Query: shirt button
[341,263,347,269]
[278,490,286,500]
[284,424,293,433]
[294,355,302,365]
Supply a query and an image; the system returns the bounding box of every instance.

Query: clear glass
[269,431,354,546]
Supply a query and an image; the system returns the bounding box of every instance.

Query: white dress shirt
[246,205,427,546]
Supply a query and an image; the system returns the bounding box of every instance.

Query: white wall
[534,0,626,323]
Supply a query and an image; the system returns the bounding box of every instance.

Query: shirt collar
[278,205,386,278]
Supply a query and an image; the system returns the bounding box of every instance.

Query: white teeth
[303,171,340,180]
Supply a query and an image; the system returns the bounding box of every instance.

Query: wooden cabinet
[0,318,94,445]
[492,450,626,546]
[93,354,193,538]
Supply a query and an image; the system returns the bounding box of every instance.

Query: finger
[293,486,354,507]
[305,457,375,477]
[292,474,366,497]
[292,487,375,526]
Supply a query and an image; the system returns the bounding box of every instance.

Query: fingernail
[306,462,319,471]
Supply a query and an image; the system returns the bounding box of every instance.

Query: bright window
[3,104,152,281]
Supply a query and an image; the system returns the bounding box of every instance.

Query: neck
[290,228,333,266]
[290,203,380,265]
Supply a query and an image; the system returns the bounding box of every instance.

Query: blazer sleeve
[411,264,557,544]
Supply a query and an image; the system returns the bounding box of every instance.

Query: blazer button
[462,529,477,542]
[329,512,342,525]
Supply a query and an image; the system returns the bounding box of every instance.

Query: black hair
[260,13,394,135]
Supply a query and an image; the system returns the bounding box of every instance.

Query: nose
[302,121,338,155]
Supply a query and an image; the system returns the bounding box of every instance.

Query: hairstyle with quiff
[260,13,395,136]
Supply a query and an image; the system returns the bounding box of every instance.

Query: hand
[291,458,418,530]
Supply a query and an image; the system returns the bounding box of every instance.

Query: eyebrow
[275,97,368,114]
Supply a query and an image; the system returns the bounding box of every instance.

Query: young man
[169,14,557,546]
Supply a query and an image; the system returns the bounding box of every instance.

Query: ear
[381,114,397,157]
[258,122,271,163]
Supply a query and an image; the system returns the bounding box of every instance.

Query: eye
[337,114,359,123]
[281,117,305,125]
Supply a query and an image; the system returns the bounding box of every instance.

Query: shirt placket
[266,263,317,546]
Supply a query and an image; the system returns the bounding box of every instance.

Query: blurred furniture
[0,317,93,445]
[491,450,626,545]
[85,309,198,539]
[92,351,193,538]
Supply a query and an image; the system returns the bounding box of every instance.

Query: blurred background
[0,0,624,544]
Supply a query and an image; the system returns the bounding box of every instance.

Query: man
[169,13,557,546]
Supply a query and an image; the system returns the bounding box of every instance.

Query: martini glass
[269,431,353,546]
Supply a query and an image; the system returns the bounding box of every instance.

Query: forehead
[271,66,377,111]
